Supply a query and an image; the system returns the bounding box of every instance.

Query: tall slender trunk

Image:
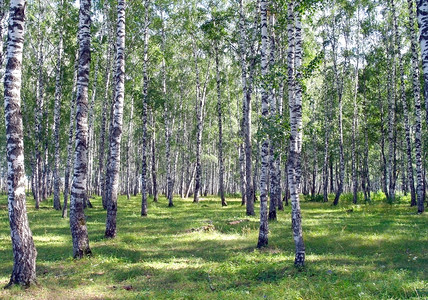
[288,0,305,267]
[415,0,426,213]
[141,0,149,216]
[162,16,174,207]
[239,144,246,205]
[4,0,37,286]
[192,44,205,204]
[362,82,371,202]
[34,35,44,208]
[332,13,345,206]
[238,0,255,215]
[99,20,113,207]
[322,43,329,203]
[70,0,92,258]
[53,10,63,211]
[105,0,126,238]
[258,0,270,248]
[399,1,416,206]
[62,52,79,218]
[386,0,397,202]
[351,13,360,204]
[268,12,279,221]
[86,59,98,204]
[125,96,134,199]
[215,42,227,207]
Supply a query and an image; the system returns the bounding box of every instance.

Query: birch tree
[141,0,149,216]
[53,1,63,211]
[105,0,126,238]
[69,0,92,258]
[416,0,427,212]
[257,0,270,248]
[409,0,425,213]
[287,0,305,267]
[4,0,37,286]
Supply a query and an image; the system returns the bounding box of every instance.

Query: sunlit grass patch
[0,193,426,299]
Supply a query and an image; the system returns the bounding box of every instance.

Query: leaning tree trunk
[105,0,125,238]
[4,0,37,287]
[70,0,92,258]
[257,0,270,248]
[141,0,149,216]
[53,14,63,211]
[416,0,427,213]
[288,0,305,267]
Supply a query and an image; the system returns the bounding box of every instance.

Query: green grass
[0,193,427,299]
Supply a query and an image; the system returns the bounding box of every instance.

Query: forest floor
[0,193,427,299]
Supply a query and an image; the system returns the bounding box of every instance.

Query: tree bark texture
[70,0,92,258]
[105,0,125,238]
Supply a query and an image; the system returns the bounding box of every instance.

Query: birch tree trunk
[99,17,113,207]
[257,0,270,248]
[125,96,134,199]
[416,0,427,213]
[287,0,305,267]
[34,36,44,208]
[351,15,360,204]
[53,9,63,211]
[215,42,227,207]
[70,0,92,258]
[321,43,330,203]
[4,0,37,286]
[86,59,98,204]
[105,0,125,238]
[62,52,78,218]
[141,0,149,216]
[332,14,345,206]
[238,0,255,215]
[0,0,4,66]
[193,44,204,204]
[268,12,280,221]
[239,144,246,205]
[398,1,416,206]
[386,0,397,202]
[162,16,174,207]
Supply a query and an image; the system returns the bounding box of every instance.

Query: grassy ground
[0,193,427,299]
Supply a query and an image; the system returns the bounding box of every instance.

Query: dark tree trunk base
[73,248,92,259]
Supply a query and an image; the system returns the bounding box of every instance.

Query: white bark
[4,0,37,286]
[105,0,125,238]
[70,0,92,258]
